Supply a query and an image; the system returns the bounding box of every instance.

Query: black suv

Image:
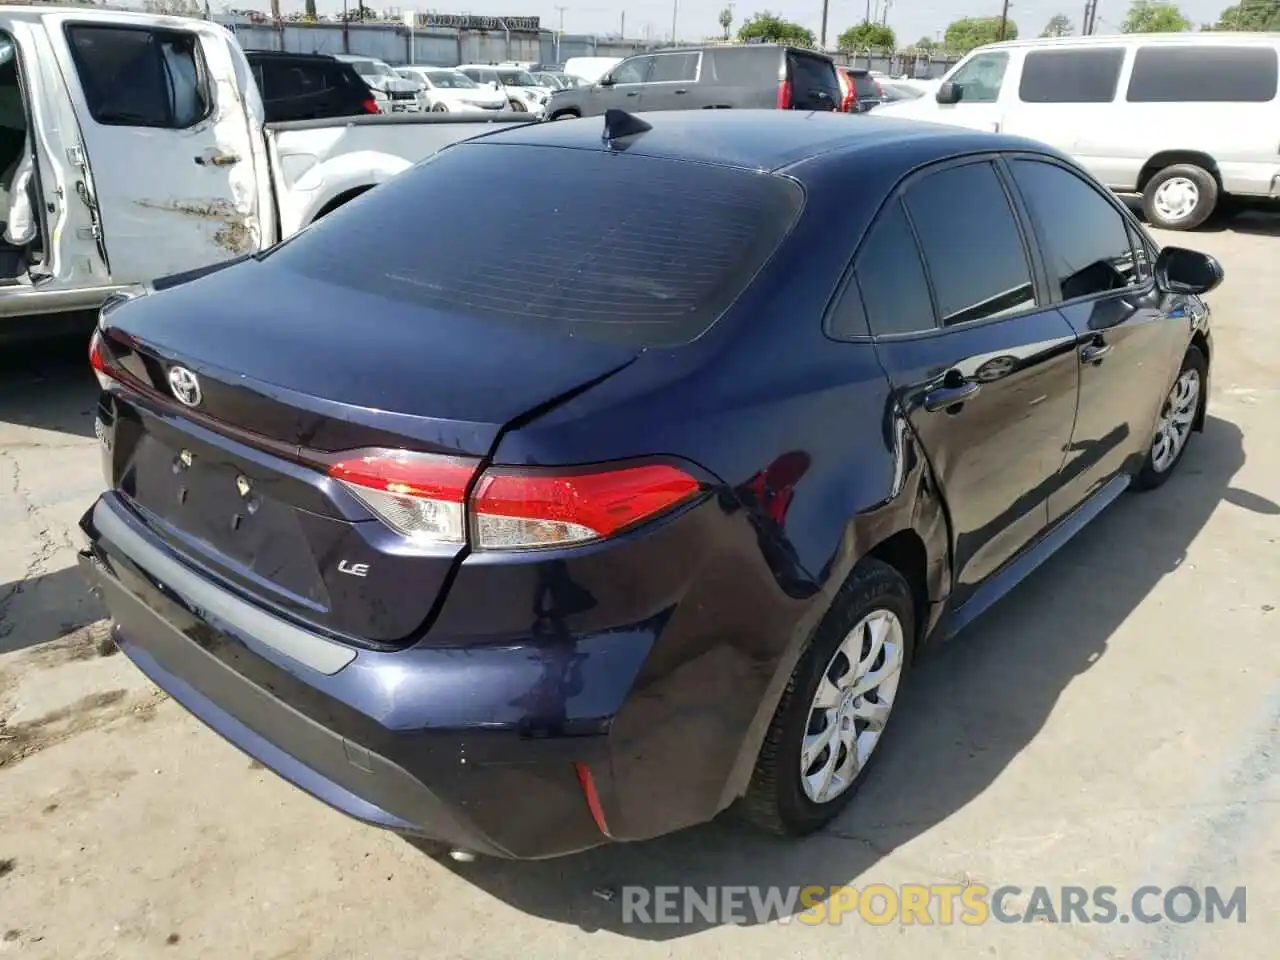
[545,44,842,120]
[246,51,379,123]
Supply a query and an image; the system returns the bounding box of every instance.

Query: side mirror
[935,81,962,104]
[599,74,616,87]
[1155,246,1224,295]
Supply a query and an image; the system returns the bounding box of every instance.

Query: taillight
[89,328,119,390]
[328,451,702,550]
[329,450,476,544]
[873,80,883,98]
[361,96,380,114]
[776,79,792,109]
[471,462,700,549]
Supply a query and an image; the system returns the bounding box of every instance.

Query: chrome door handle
[923,381,981,413]
[1080,342,1112,364]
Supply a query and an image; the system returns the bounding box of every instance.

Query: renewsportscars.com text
[621,884,1247,926]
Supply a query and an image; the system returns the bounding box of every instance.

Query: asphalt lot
[1,212,1278,959]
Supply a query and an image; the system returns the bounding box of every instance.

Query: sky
[246,1,1236,47]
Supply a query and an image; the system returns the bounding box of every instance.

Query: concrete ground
[1,215,1277,959]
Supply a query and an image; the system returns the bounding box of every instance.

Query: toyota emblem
[168,366,202,407]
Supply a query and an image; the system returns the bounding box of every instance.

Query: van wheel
[738,558,914,836]
[1142,164,1218,231]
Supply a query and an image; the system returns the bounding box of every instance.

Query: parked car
[81,109,1221,860]
[397,66,508,113]
[532,70,571,90]
[0,6,532,343]
[873,32,1280,230]
[246,51,379,123]
[335,53,421,112]
[455,64,546,116]
[546,44,842,120]
[837,66,886,113]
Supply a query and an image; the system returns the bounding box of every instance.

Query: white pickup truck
[0,6,529,340]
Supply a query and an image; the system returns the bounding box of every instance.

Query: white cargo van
[875,32,1280,230]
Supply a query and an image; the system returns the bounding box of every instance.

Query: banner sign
[418,14,542,31]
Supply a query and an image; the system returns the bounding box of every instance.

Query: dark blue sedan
[80,110,1221,859]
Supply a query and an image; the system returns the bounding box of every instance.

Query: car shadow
[0,334,98,439]
[0,564,105,656]
[421,414,1274,938]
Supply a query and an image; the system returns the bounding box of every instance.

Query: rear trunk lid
[99,261,637,646]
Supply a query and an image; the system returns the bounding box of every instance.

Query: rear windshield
[266,143,804,347]
[853,74,880,98]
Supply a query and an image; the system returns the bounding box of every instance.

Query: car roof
[973,31,1280,53]
[469,109,1057,174]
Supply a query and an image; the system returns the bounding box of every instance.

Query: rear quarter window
[265,144,804,348]
[853,74,880,98]
[1126,45,1279,102]
[708,48,777,86]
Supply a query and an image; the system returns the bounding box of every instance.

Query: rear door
[639,50,701,111]
[862,158,1080,602]
[787,50,841,111]
[48,15,263,280]
[1006,156,1190,522]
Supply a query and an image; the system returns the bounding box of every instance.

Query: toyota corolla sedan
[81,110,1221,860]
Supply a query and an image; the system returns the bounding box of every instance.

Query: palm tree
[718,6,734,39]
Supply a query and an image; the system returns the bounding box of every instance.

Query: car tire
[738,557,915,836]
[431,102,449,113]
[1134,345,1207,491]
[551,110,580,120]
[508,98,527,113]
[1142,164,1218,231]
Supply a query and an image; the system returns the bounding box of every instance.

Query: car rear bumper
[80,494,625,859]
[79,491,806,858]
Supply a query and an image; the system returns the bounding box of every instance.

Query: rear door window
[265,144,804,348]
[1019,48,1125,103]
[903,161,1037,326]
[650,52,699,83]
[66,24,210,128]
[1126,45,1279,102]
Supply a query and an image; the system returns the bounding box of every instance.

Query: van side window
[1127,46,1279,102]
[1019,48,1125,103]
[948,52,1009,103]
[66,25,209,129]
[1009,160,1142,300]
[904,162,1036,326]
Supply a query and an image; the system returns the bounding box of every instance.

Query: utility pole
[670,0,678,44]
[620,11,625,38]
[882,0,892,26]
[998,0,1011,41]
[864,0,871,24]
[554,5,567,62]
[820,0,829,49]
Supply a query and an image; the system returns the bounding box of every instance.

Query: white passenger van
[875,33,1280,230]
